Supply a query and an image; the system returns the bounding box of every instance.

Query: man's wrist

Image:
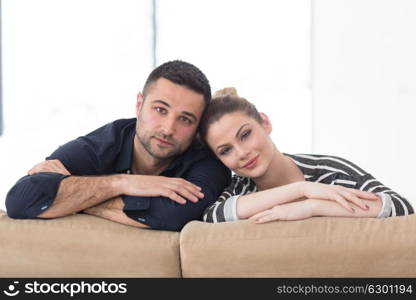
[110,174,128,196]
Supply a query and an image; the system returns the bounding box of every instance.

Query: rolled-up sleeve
[5,138,99,219]
[123,157,231,231]
[6,173,70,219]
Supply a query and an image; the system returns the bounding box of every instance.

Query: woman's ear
[259,112,272,134]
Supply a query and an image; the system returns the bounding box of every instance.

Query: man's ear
[136,93,144,116]
[259,112,272,134]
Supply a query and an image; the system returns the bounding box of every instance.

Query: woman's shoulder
[284,153,368,177]
[228,174,257,194]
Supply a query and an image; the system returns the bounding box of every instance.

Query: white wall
[157,0,312,154]
[0,0,153,210]
[313,0,416,201]
[1,0,415,211]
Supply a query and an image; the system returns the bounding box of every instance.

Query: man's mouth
[153,136,174,146]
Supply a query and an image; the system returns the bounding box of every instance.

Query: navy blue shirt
[5,118,231,231]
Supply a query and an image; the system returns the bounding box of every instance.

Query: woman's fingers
[338,190,368,211]
[249,209,272,221]
[348,188,379,200]
[332,192,355,213]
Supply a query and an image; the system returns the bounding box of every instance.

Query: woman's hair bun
[213,87,239,98]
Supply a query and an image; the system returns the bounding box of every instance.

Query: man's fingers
[160,190,187,205]
[27,160,70,176]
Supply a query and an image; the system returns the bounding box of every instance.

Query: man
[5,60,231,231]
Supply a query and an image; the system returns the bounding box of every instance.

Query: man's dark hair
[142,60,211,106]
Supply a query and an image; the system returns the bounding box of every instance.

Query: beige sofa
[1,209,416,278]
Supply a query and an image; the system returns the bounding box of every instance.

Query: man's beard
[136,131,181,161]
[135,113,183,161]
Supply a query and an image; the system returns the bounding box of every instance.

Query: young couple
[5,60,413,231]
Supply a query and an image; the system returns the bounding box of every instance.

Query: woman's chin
[235,167,266,179]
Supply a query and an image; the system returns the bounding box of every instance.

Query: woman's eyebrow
[235,123,249,138]
[216,123,249,151]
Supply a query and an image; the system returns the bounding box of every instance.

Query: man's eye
[179,116,192,124]
[241,129,251,140]
[155,107,167,114]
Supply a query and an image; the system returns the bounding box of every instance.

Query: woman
[200,88,414,223]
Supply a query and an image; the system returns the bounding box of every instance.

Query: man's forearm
[83,197,149,228]
[38,175,125,218]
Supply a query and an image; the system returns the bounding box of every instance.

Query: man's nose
[161,116,176,136]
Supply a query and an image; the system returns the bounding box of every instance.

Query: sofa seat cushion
[0,210,180,277]
[180,215,416,277]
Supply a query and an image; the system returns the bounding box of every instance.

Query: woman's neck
[253,151,304,191]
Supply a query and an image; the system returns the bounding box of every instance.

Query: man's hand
[121,175,205,205]
[28,159,70,176]
[83,197,149,228]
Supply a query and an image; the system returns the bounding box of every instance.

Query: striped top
[203,153,414,223]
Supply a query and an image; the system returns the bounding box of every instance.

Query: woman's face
[206,112,276,179]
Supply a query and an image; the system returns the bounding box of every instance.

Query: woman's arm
[236,181,378,219]
[250,196,383,223]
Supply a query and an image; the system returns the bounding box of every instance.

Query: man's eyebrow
[152,99,171,107]
[151,99,197,122]
[216,123,249,151]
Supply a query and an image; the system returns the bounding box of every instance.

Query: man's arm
[83,197,149,228]
[122,156,231,231]
[37,175,123,218]
[37,173,203,219]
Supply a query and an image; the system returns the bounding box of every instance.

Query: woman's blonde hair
[199,87,262,141]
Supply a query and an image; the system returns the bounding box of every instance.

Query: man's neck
[131,136,173,175]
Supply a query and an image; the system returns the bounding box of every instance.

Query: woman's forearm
[237,182,304,219]
[310,197,382,218]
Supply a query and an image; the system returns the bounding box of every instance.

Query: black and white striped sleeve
[288,154,414,218]
[202,175,256,223]
[356,174,414,217]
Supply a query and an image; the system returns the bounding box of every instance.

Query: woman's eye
[241,129,251,140]
[219,147,231,156]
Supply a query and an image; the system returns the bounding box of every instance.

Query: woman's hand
[300,182,378,212]
[249,200,314,223]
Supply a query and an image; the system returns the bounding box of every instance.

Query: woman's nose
[236,146,250,160]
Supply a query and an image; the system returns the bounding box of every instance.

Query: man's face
[135,78,205,161]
